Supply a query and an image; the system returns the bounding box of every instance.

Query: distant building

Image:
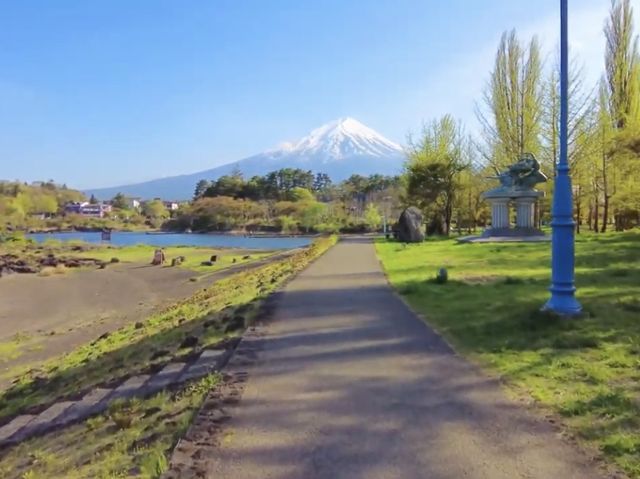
[163,201,180,211]
[64,202,112,218]
[126,197,142,210]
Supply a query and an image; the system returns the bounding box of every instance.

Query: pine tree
[193,180,211,200]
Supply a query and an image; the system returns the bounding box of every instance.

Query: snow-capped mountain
[86,118,405,200]
[285,117,403,160]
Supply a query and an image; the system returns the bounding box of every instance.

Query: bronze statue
[488,153,547,191]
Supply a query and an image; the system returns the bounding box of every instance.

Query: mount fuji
[86,118,405,200]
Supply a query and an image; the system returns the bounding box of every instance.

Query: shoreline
[26,229,321,238]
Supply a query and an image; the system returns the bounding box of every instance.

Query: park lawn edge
[375,232,640,478]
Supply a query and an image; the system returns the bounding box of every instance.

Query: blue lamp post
[543,0,582,315]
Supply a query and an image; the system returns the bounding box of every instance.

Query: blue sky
[0,0,628,188]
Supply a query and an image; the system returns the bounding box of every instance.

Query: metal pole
[543,0,581,315]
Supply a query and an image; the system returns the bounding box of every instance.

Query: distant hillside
[86,118,406,200]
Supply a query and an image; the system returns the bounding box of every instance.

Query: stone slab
[179,350,225,383]
[144,363,187,395]
[0,415,36,444]
[109,375,152,401]
[11,401,75,442]
[483,189,544,200]
[458,235,551,244]
[52,388,113,427]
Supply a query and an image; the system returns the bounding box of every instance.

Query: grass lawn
[376,231,640,477]
[79,244,274,273]
[1,239,272,276]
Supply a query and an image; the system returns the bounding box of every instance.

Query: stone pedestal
[481,189,545,239]
[489,199,510,229]
[515,197,536,228]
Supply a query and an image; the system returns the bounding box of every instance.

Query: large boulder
[397,207,425,243]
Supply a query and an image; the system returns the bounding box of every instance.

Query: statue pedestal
[489,198,510,229]
[481,189,545,239]
[515,197,536,228]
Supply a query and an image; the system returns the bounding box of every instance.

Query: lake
[27,231,313,250]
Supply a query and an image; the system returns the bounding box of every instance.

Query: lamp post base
[542,288,582,316]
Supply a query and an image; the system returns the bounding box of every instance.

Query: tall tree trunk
[444,195,453,236]
[601,195,609,232]
[594,196,600,232]
[575,193,581,234]
[467,191,472,234]
[601,146,609,232]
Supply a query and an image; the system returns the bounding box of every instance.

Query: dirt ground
[0,263,200,385]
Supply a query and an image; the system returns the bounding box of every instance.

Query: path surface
[206,238,608,479]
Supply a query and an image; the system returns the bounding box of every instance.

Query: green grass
[0,342,24,364]
[79,244,273,273]
[376,230,640,477]
[0,333,42,365]
[0,239,272,275]
[0,374,220,479]
[0,236,337,424]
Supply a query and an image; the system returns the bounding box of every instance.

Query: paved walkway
[206,238,608,479]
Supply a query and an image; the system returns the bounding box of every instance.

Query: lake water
[27,231,312,250]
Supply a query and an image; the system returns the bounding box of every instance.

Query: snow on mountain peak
[272,117,403,162]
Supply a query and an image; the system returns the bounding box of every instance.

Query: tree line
[404,0,640,234]
[0,181,86,230]
[169,168,401,233]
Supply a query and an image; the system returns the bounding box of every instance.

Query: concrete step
[52,388,113,427]
[179,350,225,383]
[109,375,152,402]
[11,401,75,443]
[144,363,187,395]
[0,348,230,447]
[0,415,36,445]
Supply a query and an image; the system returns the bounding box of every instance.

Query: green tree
[205,173,245,198]
[363,203,382,231]
[111,193,129,210]
[31,194,58,214]
[541,57,595,177]
[405,116,470,235]
[288,187,315,202]
[312,173,332,192]
[478,30,543,168]
[299,201,326,233]
[599,0,640,231]
[193,180,210,200]
[605,0,640,130]
[142,200,169,220]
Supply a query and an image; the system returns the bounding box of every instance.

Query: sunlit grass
[79,244,273,273]
[0,374,220,479]
[376,230,640,477]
